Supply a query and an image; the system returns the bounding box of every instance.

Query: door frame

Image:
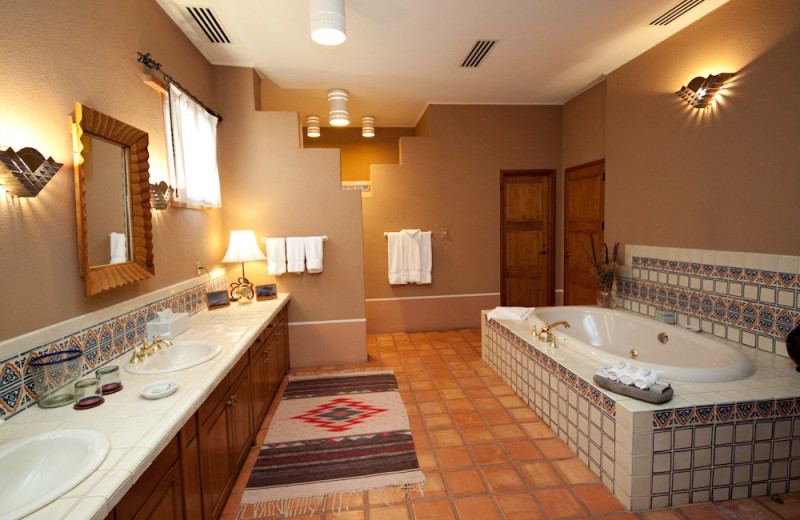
[499,169,556,306]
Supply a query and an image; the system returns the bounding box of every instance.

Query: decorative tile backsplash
[618,246,800,357]
[0,272,226,419]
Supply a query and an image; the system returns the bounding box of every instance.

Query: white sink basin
[124,340,222,375]
[0,429,110,520]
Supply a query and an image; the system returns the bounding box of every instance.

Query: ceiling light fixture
[677,72,735,109]
[361,116,375,138]
[306,115,321,137]
[310,0,346,46]
[328,88,349,126]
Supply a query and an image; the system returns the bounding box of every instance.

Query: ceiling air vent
[650,0,705,25]
[186,6,231,43]
[461,40,497,68]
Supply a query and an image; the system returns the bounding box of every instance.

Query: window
[165,84,222,208]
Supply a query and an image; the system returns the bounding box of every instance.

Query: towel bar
[261,235,327,243]
[384,231,431,237]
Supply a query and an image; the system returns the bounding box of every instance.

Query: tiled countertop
[2,294,290,520]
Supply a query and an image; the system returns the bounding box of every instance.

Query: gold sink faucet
[129,334,173,364]
[537,321,571,343]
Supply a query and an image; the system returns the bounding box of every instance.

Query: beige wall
[302,127,415,182]
[363,104,562,332]
[0,0,222,342]
[215,67,367,365]
[605,0,800,256]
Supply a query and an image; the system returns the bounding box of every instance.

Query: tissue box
[146,312,189,340]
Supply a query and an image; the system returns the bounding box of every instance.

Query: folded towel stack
[603,362,659,390]
[486,307,535,322]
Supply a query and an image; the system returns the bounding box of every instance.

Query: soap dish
[141,380,178,400]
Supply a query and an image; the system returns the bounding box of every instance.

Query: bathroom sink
[0,429,110,520]
[124,339,222,375]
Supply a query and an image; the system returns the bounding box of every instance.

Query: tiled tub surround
[0,293,290,520]
[482,313,800,510]
[0,271,227,419]
[617,245,800,357]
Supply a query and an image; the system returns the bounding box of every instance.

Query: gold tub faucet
[538,321,571,343]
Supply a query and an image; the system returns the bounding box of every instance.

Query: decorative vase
[787,324,800,372]
[597,283,616,308]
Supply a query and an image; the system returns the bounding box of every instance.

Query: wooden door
[564,160,605,305]
[229,362,254,471]
[500,170,555,307]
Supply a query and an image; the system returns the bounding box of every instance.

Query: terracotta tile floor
[223,329,800,520]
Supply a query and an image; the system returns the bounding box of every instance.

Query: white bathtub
[529,306,756,383]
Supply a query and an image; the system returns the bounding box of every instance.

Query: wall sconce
[306,115,321,138]
[361,116,375,138]
[221,230,267,303]
[149,181,173,210]
[310,0,346,46]
[328,88,349,126]
[677,72,735,109]
[0,146,63,197]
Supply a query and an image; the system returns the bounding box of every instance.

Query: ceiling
[155,0,729,127]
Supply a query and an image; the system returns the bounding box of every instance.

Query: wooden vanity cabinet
[197,354,253,520]
[115,437,184,520]
[114,304,288,520]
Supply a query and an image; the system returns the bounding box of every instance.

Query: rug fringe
[236,481,427,518]
[288,366,395,378]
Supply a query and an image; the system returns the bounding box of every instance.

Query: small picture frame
[256,284,278,301]
[206,290,231,310]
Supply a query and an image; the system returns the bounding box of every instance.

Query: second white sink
[124,340,222,375]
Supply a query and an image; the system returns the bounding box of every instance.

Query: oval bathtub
[529,306,756,383]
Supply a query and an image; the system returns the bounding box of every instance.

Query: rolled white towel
[634,369,659,390]
[618,368,635,386]
[595,367,610,378]
[606,361,630,381]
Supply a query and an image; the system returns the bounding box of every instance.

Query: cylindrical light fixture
[361,115,375,137]
[328,88,349,126]
[306,115,321,137]
[310,0,346,46]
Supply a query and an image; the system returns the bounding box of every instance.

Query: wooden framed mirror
[73,102,154,296]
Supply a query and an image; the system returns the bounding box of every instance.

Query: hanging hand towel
[109,232,127,264]
[417,231,432,284]
[304,236,324,273]
[401,229,422,283]
[265,238,286,275]
[387,232,405,284]
[286,237,305,273]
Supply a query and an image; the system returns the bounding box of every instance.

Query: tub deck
[482,311,800,510]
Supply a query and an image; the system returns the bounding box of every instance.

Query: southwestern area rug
[237,370,426,518]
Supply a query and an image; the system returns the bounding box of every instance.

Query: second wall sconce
[0,146,62,197]
[149,181,173,210]
[677,72,735,109]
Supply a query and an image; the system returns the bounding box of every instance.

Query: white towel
[618,368,635,386]
[304,236,324,273]
[606,361,630,382]
[387,232,404,284]
[417,231,432,284]
[401,229,422,283]
[486,307,535,322]
[286,237,305,273]
[265,238,286,275]
[109,232,127,264]
[633,369,659,390]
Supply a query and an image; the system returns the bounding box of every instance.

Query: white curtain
[168,83,222,208]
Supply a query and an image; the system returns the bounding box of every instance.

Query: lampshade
[677,72,735,109]
[306,115,321,138]
[361,115,375,137]
[221,230,267,264]
[328,88,349,126]
[310,0,346,46]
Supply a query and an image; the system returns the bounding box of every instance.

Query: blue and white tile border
[0,271,227,419]
[618,245,800,356]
